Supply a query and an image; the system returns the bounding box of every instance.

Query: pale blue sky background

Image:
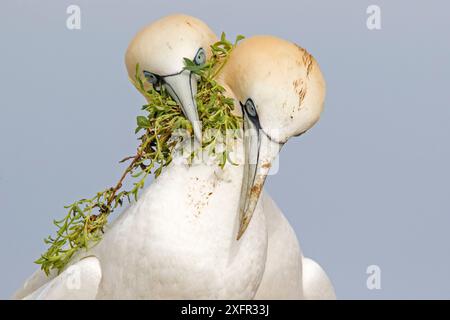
[1,0,449,299]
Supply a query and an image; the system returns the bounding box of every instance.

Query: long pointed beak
[162,70,202,142]
[237,114,281,240]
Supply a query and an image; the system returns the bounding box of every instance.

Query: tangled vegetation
[35,33,244,275]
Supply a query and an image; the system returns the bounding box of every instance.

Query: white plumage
[15,160,334,299]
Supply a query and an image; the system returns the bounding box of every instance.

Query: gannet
[217,35,335,299]
[12,14,218,299]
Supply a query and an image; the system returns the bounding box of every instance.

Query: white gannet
[12,14,219,299]
[216,35,335,299]
[13,17,334,299]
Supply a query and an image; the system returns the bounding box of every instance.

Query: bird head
[220,35,326,239]
[125,14,218,141]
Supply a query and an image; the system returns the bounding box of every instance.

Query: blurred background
[1,0,449,299]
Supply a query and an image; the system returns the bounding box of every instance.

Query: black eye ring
[194,48,206,66]
[244,99,257,117]
[143,71,160,85]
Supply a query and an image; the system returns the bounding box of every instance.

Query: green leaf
[183,57,196,67]
[137,116,150,128]
[183,58,206,74]
[235,34,245,44]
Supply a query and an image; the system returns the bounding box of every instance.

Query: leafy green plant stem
[36,33,244,275]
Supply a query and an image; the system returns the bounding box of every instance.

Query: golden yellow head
[221,35,326,144]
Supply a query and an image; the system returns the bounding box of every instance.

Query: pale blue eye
[245,99,257,117]
[194,48,206,66]
[143,71,159,85]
